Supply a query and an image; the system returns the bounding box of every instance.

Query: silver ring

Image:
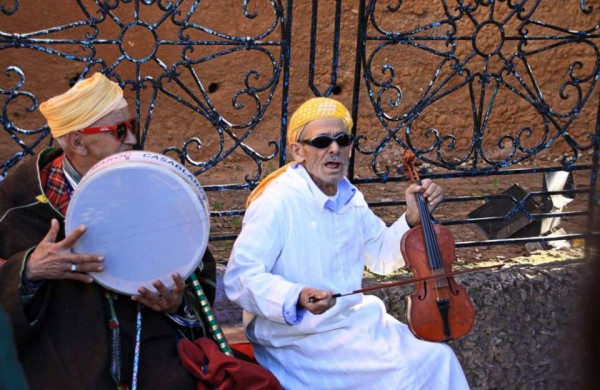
[70,263,78,273]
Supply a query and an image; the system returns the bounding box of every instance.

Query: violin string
[415,188,446,297]
[416,190,441,269]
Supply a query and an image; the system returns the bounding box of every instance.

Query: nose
[328,140,341,153]
[123,125,138,145]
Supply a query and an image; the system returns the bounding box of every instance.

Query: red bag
[177,338,283,390]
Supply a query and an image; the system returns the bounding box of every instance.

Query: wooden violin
[400,150,475,342]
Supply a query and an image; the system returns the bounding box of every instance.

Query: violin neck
[415,181,443,270]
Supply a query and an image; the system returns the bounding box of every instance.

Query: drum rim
[83,150,210,219]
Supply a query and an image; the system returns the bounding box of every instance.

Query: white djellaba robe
[224,164,469,390]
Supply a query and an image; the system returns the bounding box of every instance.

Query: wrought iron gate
[1,0,598,251]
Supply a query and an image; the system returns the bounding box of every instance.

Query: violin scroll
[402,150,419,184]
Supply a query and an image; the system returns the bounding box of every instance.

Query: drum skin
[65,151,210,295]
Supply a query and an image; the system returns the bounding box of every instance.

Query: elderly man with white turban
[225,97,470,389]
[0,73,217,389]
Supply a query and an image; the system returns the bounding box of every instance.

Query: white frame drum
[65,151,210,295]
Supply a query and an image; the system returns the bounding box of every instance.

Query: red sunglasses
[79,118,137,141]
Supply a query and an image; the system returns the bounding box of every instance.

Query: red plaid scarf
[39,155,72,215]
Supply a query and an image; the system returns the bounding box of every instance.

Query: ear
[63,131,88,156]
[288,142,305,163]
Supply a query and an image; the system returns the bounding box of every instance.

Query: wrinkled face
[289,117,352,196]
[79,107,136,164]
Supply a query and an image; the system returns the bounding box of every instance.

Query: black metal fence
[1,0,598,250]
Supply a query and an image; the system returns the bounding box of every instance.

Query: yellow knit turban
[39,72,127,138]
[286,97,353,145]
[246,97,353,207]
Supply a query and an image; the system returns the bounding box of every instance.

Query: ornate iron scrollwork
[0,0,286,187]
[359,0,599,179]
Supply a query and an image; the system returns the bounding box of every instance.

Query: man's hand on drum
[25,219,104,283]
[132,273,185,313]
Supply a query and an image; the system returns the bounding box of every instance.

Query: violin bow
[307,264,503,303]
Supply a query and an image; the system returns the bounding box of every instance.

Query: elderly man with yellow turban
[0,72,217,389]
[225,97,469,389]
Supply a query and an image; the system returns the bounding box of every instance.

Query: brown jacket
[0,148,217,389]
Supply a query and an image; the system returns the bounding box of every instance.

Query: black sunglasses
[299,133,354,149]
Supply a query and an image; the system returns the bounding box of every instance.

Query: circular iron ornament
[120,21,159,64]
[473,21,505,58]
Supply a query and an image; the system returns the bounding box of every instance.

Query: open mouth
[325,161,341,169]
